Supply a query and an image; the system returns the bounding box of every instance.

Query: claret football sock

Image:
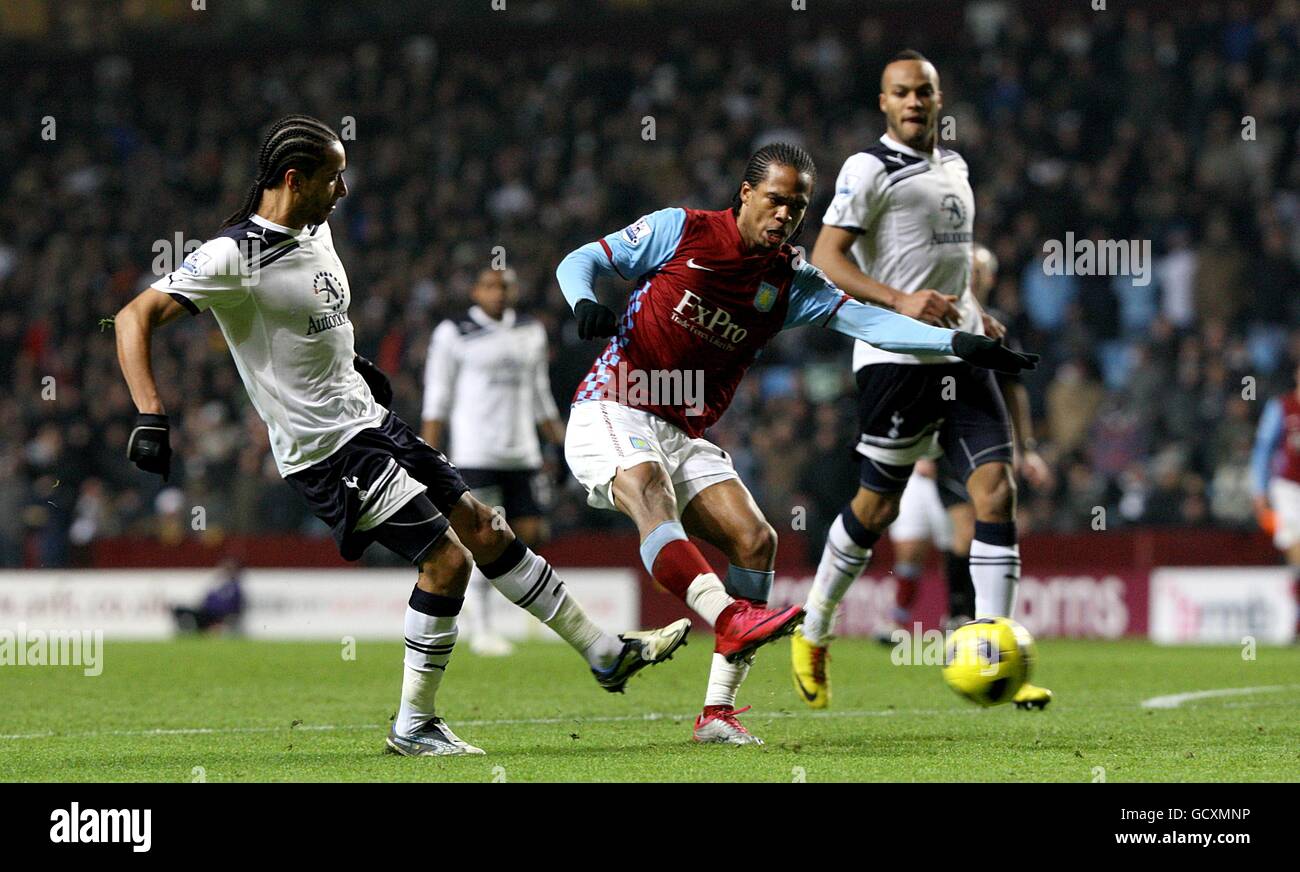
[478,538,622,668]
[891,561,922,624]
[640,521,733,625]
[803,508,880,644]
[971,520,1020,618]
[395,587,462,736]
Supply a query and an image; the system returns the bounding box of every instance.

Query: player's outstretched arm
[785,266,1038,374]
[834,301,1036,373]
[556,208,687,339]
[948,330,1038,374]
[813,225,959,326]
[114,288,189,479]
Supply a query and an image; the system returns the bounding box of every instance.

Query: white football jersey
[422,306,559,470]
[161,214,385,476]
[822,133,984,368]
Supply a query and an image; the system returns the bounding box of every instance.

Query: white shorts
[888,472,953,550]
[565,401,739,516]
[1269,477,1300,550]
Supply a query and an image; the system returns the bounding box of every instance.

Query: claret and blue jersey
[556,206,957,437]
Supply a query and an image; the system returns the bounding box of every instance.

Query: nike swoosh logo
[887,154,906,165]
[686,258,715,271]
[795,675,819,702]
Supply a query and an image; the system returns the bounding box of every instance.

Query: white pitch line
[1140,685,1297,710]
[0,706,940,743]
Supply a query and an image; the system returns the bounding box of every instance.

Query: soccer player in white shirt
[791,53,1053,710]
[114,115,689,757]
[882,245,1054,643]
[422,267,566,656]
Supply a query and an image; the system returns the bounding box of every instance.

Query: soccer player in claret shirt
[114,115,690,758]
[1251,360,1300,635]
[790,51,1052,711]
[556,142,1037,744]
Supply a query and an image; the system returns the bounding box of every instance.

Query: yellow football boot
[790,628,830,709]
[1013,682,1053,710]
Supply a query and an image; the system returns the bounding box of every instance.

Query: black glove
[951,332,1040,374]
[574,299,618,340]
[127,413,172,481]
[354,354,393,407]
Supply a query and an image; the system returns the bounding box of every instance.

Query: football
[942,618,1036,706]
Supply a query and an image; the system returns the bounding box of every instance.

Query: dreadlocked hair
[730,142,817,215]
[220,115,340,228]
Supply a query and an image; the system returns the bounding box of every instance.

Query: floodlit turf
[1,636,1297,782]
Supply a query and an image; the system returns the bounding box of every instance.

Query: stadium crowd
[2,0,1297,566]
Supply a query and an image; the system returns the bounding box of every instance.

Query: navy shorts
[854,362,1012,494]
[459,467,549,520]
[286,412,470,562]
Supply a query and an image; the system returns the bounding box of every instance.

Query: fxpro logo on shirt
[670,288,749,350]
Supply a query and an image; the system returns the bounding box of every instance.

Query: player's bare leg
[966,461,1050,708]
[386,526,485,756]
[446,492,688,691]
[470,514,544,656]
[467,513,546,658]
[945,501,977,627]
[611,461,802,664]
[965,461,1017,617]
[803,485,900,643]
[794,485,900,707]
[681,479,777,745]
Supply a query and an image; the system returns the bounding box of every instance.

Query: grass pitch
[1,636,1297,782]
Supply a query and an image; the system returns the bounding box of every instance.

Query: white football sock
[803,514,873,644]
[546,594,623,670]
[704,652,752,708]
[482,540,622,667]
[971,539,1020,618]
[685,573,732,626]
[395,607,458,736]
[468,566,494,638]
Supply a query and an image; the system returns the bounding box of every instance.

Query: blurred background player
[117,115,690,756]
[792,52,1053,710]
[556,143,1035,744]
[172,557,246,635]
[1251,360,1300,636]
[881,244,1054,648]
[422,267,566,656]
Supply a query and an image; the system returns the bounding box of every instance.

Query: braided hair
[220,115,340,228]
[729,142,817,215]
